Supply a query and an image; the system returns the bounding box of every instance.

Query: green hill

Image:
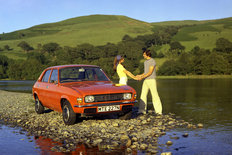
[0,15,152,49]
[0,15,232,60]
[151,20,205,26]
[155,17,232,52]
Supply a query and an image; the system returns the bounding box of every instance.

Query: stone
[126,148,132,153]
[130,145,137,149]
[120,135,129,141]
[140,143,148,150]
[126,139,132,147]
[197,123,204,128]
[142,120,147,125]
[100,123,107,128]
[166,141,173,145]
[182,133,189,137]
[93,138,103,146]
[161,152,172,155]
[101,129,106,133]
[132,137,138,142]
[112,122,119,127]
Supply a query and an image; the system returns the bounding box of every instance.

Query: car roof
[46,64,99,69]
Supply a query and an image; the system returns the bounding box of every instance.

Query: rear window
[50,69,58,83]
[41,70,51,82]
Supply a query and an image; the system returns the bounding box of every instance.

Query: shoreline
[1,75,232,81]
[157,75,232,79]
[0,90,202,154]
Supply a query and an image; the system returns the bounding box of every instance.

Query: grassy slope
[151,17,232,53]
[0,15,152,50]
[0,15,232,61]
[151,20,207,26]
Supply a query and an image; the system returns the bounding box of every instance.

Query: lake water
[0,79,232,154]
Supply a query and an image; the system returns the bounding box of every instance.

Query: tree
[168,41,185,57]
[194,52,228,75]
[27,52,48,64]
[17,41,34,52]
[7,61,23,80]
[223,53,232,74]
[76,43,100,60]
[42,42,60,55]
[157,59,181,75]
[170,41,185,51]
[176,52,194,75]
[122,34,133,41]
[99,43,118,57]
[0,55,10,79]
[4,45,10,51]
[190,46,201,56]
[215,38,232,53]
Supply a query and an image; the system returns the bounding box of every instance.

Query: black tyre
[35,96,44,114]
[62,100,76,125]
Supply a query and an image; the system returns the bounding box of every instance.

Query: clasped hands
[134,75,143,81]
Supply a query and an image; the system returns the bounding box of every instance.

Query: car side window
[50,69,58,83]
[41,70,51,82]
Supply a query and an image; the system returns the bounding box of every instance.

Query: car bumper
[73,100,137,115]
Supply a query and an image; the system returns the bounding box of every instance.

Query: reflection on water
[34,136,125,155]
[1,79,232,154]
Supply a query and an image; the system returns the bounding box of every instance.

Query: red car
[32,65,137,125]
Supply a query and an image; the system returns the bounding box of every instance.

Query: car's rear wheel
[35,96,44,114]
[62,100,76,125]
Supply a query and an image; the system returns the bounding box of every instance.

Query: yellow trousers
[139,79,162,114]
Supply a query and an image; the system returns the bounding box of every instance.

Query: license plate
[98,105,120,112]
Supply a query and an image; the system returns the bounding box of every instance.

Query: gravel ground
[0,90,202,154]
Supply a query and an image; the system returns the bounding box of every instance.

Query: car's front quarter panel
[58,85,83,112]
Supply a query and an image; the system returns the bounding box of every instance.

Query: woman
[113,55,137,85]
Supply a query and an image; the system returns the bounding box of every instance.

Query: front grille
[122,105,132,113]
[93,93,124,102]
[84,108,96,113]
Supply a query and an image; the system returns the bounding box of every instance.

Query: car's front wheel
[62,100,76,125]
[35,96,44,114]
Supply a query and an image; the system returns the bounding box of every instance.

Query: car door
[38,69,52,108]
[46,69,61,110]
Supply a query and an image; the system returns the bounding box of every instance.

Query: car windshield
[59,67,110,83]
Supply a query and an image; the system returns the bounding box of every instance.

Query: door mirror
[51,80,58,84]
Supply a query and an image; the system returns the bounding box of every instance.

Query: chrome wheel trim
[35,98,39,111]
[63,105,70,122]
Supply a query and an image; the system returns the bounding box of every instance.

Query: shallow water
[1,79,232,154]
[0,121,39,155]
[0,80,35,93]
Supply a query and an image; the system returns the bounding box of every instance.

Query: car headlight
[123,93,132,100]
[85,95,95,103]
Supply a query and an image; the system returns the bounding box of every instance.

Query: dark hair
[113,55,124,71]
[143,49,151,57]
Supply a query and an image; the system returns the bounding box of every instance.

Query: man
[137,50,162,115]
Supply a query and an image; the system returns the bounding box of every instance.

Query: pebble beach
[0,90,203,154]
